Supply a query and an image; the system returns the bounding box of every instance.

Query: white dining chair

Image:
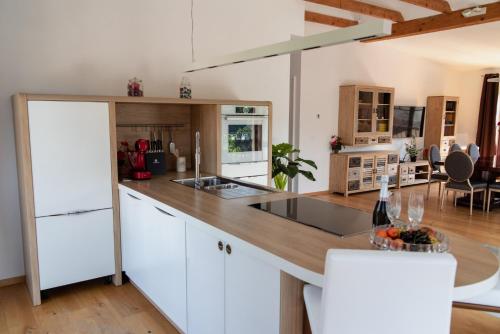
[304,249,457,334]
[457,245,500,316]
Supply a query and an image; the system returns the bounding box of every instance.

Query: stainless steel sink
[172,176,273,199]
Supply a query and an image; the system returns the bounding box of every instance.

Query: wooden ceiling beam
[305,11,358,27]
[306,0,405,22]
[400,0,452,13]
[364,2,500,42]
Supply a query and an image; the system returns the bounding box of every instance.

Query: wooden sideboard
[329,151,399,197]
[397,160,430,188]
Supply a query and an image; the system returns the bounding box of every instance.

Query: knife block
[146,152,167,175]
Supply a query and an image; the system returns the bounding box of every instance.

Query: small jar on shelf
[127,77,144,97]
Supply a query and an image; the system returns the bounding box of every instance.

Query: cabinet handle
[226,244,232,255]
[218,241,224,251]
[127,193,141,200]
[155,206,175,217]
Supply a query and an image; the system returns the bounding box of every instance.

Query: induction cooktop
[249,197,372,237]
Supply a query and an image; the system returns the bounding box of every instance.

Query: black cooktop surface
[249,197,372,237]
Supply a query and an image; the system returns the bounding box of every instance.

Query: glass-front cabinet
[340,85,395,146]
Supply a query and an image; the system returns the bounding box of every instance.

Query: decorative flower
[330,135,343,152]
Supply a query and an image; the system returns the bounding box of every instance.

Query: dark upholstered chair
[487,183,500,212]
[427,144,448,199]
[466,143,480,164]
[441,151,487,215]
[449,143,462,153]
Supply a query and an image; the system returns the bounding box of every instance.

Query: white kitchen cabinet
[225,244,281,334]
[28,101,112,217]
[36,209,115,290]
[186,223,225,334]
[143,203,187,332]
[119,190,143,273]
[119,189,187,333]
[186,222,280,334]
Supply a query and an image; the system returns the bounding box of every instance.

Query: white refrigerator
[28,101,115,290]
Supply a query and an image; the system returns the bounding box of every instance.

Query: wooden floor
[1,184,499,333]
[0,279,178,334]
[1,279,499,334]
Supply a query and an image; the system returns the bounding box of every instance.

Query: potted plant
[405,137,420,162]
[329,135,343,154]
[272,143,317,191]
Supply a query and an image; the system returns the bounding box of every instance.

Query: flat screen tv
[392,106,425,138]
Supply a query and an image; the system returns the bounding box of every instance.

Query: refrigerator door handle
[67,208,112,216]
[37,207,112,219]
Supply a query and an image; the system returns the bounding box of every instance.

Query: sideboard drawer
[408,166,416,174]
[348,180,360,191]
[349,157,361,168]
[388,154,399,164]
[355,137,369,145]
[378,136,391,144]
[400,166,409,175]
[348,168,361,180]
[388,164,398,176]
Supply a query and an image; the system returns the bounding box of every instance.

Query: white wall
[298,23,463,193]
[0,0,304,280]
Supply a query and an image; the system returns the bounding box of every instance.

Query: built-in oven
[221,105,269,164]
[220,105,270,186]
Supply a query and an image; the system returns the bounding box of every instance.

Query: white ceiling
[305,0,500,69]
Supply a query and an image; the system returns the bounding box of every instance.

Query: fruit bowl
[370,223,449,253]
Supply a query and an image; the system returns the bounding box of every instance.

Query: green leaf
[295,157,318,169]
[298,170,316,181]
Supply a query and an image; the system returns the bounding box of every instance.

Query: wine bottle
[373,175,391,227]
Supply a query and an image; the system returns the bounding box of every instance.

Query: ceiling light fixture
[462,6,487,18]
[185,20,392,72]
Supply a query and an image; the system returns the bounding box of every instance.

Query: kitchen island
[119,172,499,334]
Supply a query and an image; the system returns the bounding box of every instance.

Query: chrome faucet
[194,130,202,189]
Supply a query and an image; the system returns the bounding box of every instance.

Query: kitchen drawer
[387,164,398,176]
[400,175,408,185]
[400,166,408,175]
[408,174,416,184]
[355,137,369,145]
[221,161,268,178]
[377,136,391,144]
[369,138,378,144]
[349,157,361,168]
[388,154,399,164]
[348,168,361,180]
[408,166,416,174]
[36,209,115,290]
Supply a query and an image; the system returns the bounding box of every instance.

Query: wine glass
[408,192,424,228]
[387,191,402,223]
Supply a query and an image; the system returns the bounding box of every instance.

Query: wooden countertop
[120,172,499,298]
